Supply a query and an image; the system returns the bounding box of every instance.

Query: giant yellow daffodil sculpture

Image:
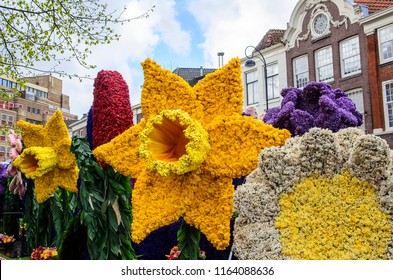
[13,110,79,203]
[93,58,290,250]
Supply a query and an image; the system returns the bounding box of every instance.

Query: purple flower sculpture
[263,82,363,136]
[0,162,8,195]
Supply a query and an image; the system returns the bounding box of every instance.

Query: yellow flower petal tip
[17,110,79,203]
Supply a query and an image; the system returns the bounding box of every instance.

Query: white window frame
[245,70,258,105]
[378,24,393,64]
[383,80,393,131]
[293,55,309,88]
[346,88,365,131]
[340,36,361,78]
[315,45,334,83]
[266,63,279,100]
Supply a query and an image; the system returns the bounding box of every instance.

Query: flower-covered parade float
[1,55,391,260]
[93,58,290,258]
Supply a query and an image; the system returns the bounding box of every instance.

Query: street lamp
[244,45,269,112]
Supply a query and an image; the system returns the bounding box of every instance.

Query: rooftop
[172,67,216,86]
[355,0,393,13]
[254,29,286,52]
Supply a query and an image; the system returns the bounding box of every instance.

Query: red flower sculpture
[92,70,134,148]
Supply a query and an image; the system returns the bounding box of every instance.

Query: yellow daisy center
[275,170,392,260]
[139,109,210,176]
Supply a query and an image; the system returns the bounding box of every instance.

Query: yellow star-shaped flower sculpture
[13,110,79,203]
[93,58,290,250]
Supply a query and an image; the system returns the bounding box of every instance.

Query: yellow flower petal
[43,110,70,147]
[204,114,290,178]
[131,169,184,244]
[56,165,79,193]
[35,167,79,204]
[140,58,204,122]
[183,172,234,250]
[93,121,146,178]
[55,138,76,169]
[194,58,243,124]
[131,169,234,250]
[34,170,59,203]
[16,121,45,147]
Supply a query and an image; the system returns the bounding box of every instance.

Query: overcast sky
[56,0,298,118]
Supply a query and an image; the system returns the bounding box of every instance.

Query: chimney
[200,66,203,76]
[217,52,224,69]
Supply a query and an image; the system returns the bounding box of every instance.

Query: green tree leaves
[0,0,154,81]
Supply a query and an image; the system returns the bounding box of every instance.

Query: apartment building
[0,75,78,161]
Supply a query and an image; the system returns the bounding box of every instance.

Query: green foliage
[23,179,39,254]
[177,221,201,260]
[71,136,136,260]
[22,177,77,255]
[58,212,88,260]
[2,184,23,236]
[0,0,154,81]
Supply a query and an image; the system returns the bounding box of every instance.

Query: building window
[136,113,144,123]
[1,114,6,121]
[340,36,361,77]
[383,80,393,130]
[293,55,309,88]
[379,24,393,64]
[245,70,258,105]
[346,88,365,131]
[315,46,333,82]
[266,63,279,100]
[26,118,41,125]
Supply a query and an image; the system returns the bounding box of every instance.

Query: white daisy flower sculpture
[233,128,393,260]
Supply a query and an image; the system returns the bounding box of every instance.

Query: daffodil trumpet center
[13,147,58,180]
[140,109,210,176]
[150,117,190,162]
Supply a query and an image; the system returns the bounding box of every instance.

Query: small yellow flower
[94,58,290,250]
[14,111,78,203]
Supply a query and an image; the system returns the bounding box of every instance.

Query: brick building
[243,0,393,145]
[360,4,393,144]
[282,0,372,132]
[0,75,78,161]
